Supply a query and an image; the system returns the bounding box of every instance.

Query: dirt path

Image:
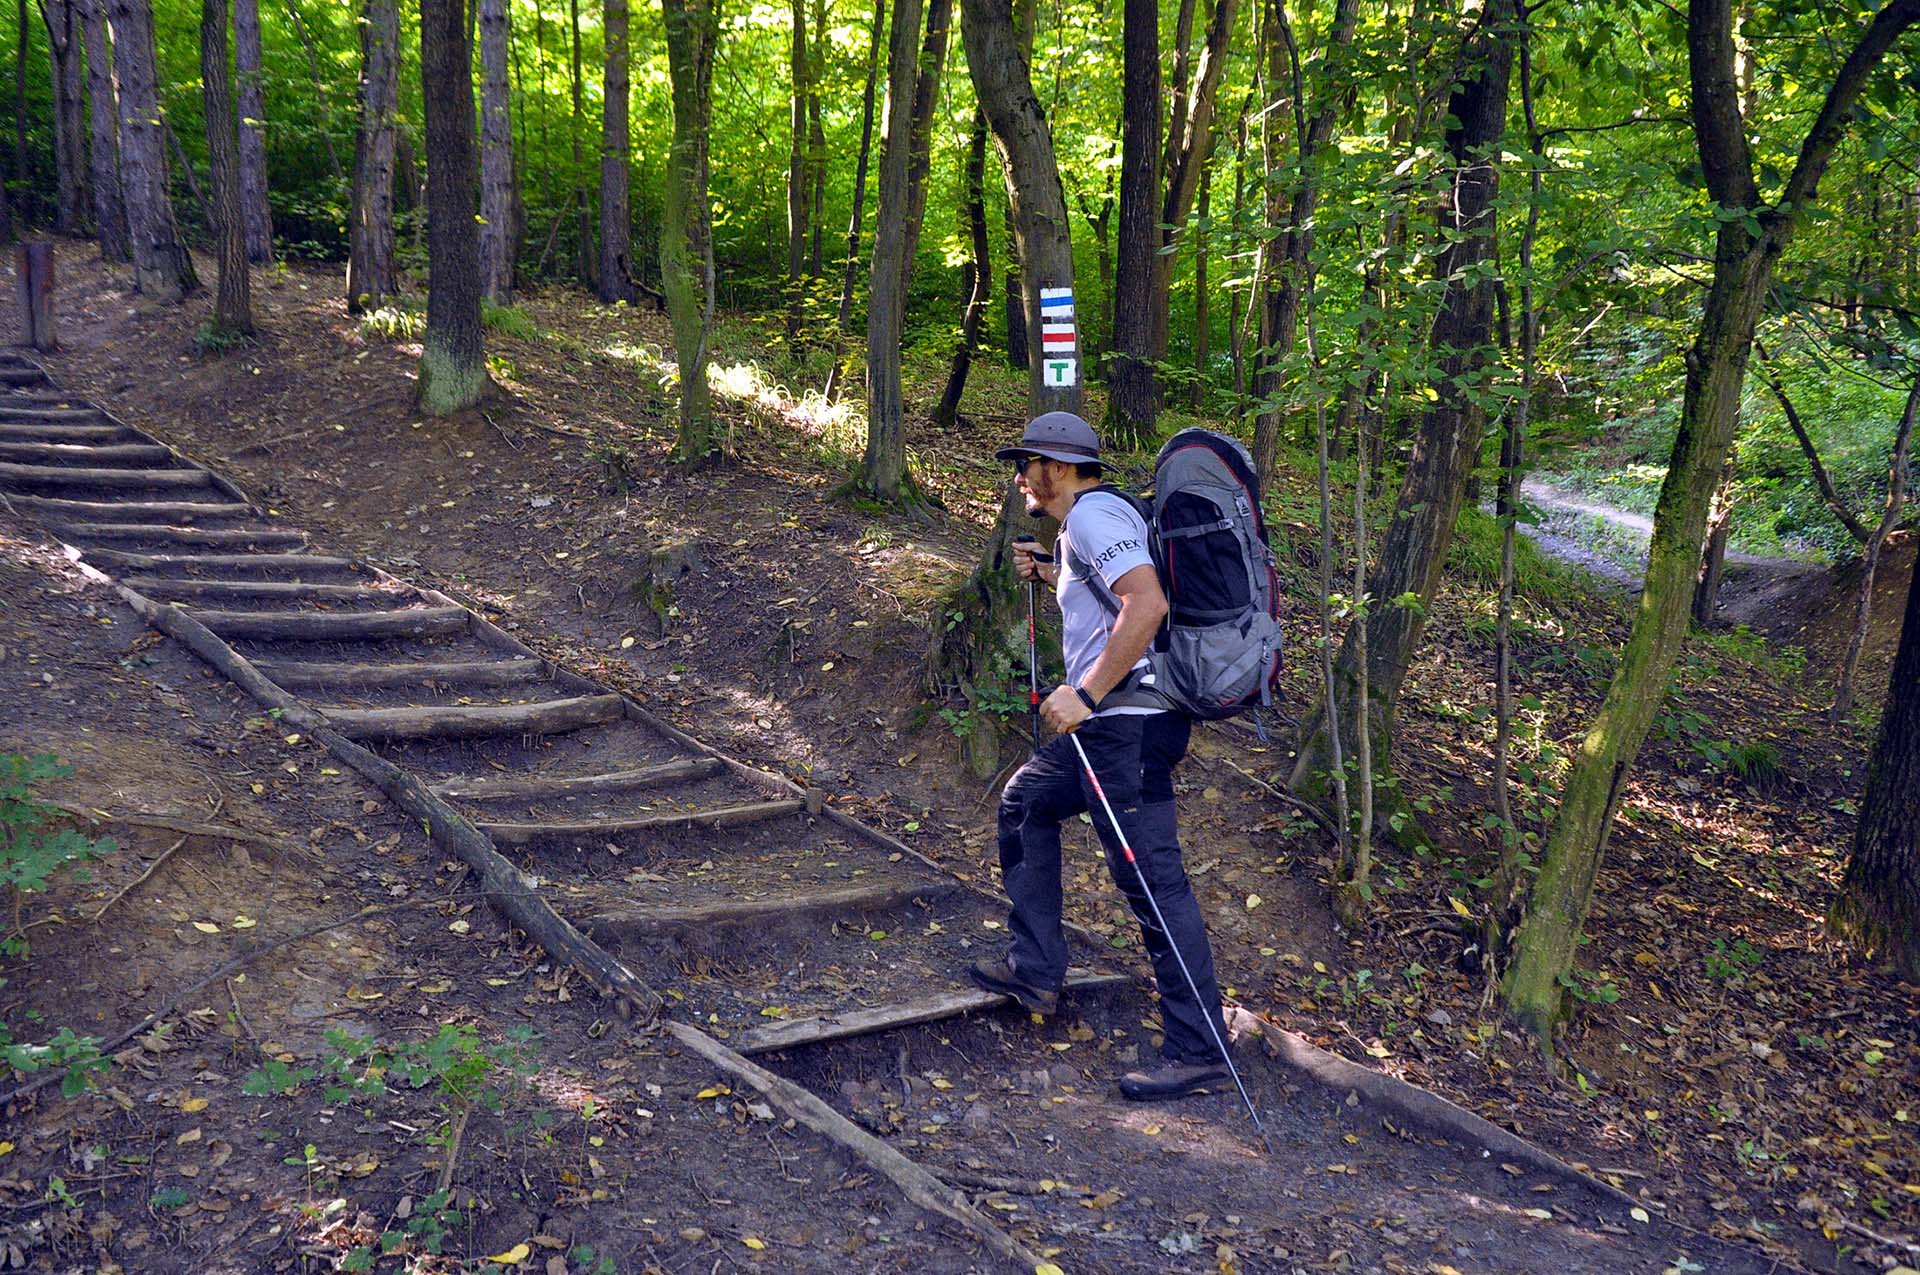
[0,354,1789,1273]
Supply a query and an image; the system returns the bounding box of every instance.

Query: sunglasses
[1011,455,1045,476]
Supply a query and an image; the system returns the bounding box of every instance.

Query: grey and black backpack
[1062,429,1284,719]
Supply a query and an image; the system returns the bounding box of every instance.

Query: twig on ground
[480,410,522,451]
[51,801,278,848]
[225,978,262,1053]
[435,1103,472,1196]
[90,833,190,924]
[937,1168,1085,1197]
[1216,756,1339,835]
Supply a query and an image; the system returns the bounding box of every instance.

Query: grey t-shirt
[1057,490,1163,717]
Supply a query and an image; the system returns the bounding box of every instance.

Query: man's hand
[1011,539,1056,584]
[1041,683,1091,735]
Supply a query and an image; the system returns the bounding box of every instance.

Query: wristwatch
[1073,685,1100,713]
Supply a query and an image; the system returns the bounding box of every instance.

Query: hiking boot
[967,957,1059,1016]
[1117,1059,1230,1101]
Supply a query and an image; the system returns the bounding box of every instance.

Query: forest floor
[1,244,1917,1275]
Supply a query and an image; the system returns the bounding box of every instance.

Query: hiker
[969,410,1231,1101]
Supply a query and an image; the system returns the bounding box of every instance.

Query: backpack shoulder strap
[1060,486,1144,618]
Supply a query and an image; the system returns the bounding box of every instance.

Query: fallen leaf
[487,1243,531,1265]
[741,1236,766,1250]
[191,921,220,934]
[696,1085,731,1100]
[230,915,257,930]
[180,1097,209,1113]
[448,920,471,935]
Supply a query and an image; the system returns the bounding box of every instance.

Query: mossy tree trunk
[1503,0,1920,1046]
[1103,0,1160,448]
[661,0,719,461]
[418,0,488,415]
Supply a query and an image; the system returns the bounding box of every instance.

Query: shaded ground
[4,242,1918,1273]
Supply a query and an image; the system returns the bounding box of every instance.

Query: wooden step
[0,442,172,466]
[430,756,724,802]
[0,423,137,444]
[59,522,308,549]
[193,605,469,642]
[0,462,212,490]
[479,798,807,848]
[254,655,545,692]
[585,881,950,940]
[81,549,353,576]
[123,576,397,604]
[733,970,1133,1056]
[11,494,251,523]
[0,368,48,386]
[318,693,624,742]
[0,406,105,424]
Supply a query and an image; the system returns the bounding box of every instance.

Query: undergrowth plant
[1,753,115,954]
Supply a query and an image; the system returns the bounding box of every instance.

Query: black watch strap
[1074,685,1100,713]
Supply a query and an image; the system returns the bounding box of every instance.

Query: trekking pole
[1014,534,1042,751]
[1067,731,1274,1155]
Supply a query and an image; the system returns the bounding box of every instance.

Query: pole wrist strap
[1074,685,1100,713]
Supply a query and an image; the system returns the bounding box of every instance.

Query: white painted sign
[1044,357,1078,388]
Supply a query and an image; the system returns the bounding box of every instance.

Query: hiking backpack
[1062,428,1285,719]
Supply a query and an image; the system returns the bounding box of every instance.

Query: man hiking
[969,411,1231,1101]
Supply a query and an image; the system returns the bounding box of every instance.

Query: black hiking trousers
[996,712,1226,1066]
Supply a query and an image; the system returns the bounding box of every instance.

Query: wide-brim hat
[993,411,1106,469]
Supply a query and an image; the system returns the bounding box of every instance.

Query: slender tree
[660,0,719,460]
[346,0,399,312]
[1153,0,1236,370]
[863,0,953,501]
[479,0,515,302]
[233,0,271,262]
[418,0,488,414]
[785,0,808,337]
[109,0,196,300]
[1833,380,1918,722]
[569,0,596,288]
[1287,0,1514,810]
[200,0,251,335]
[1104,0,1160,445]
[78,0,128,261]
[599,0,637,302]
[1831,541,1920,979]
[932,107,991,427]
[824,0,885,398]
[1504,0,1920,1044]
[42,0,87,235]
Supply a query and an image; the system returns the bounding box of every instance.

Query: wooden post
[14,242,55,350]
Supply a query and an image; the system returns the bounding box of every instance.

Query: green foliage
[1,754,115,955]
[1447,507,1583,604]
[1704,937,1766,984]
[481,300,539,341]
[0,1023,110,1097]
[354,303,426,343]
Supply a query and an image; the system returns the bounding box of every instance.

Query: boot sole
[967,967,1059,1016]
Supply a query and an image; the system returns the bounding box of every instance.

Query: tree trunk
[823,0,884,399]
[1287,0,1513,797]
[1250,0,1361,489]
[44,0,88,236]
[996,0,1035,374]
[931,106,990,428]
[109,0,196,300]
[1191,161,1209,405]
[346,0,399,312]
[200,0,251,334]
[1755,340,1872,544]
[479,0,514,303]
[1830,536,1920,980]
[13,0,27,223]
[806,0,826,275]
[660,0,719,461]
[785,0,808,336]
[569,0,596,289]
[1150,0,1236,378]
[1833,380,1918,722]
[78,0,128,261]
[1691,449,1736,626]
[418,0,487,415]
[232,0,271,262]
[1104,0,1160,447]
[863,0,932,500]
[896,0,951,296]
[964,0,1078,413]
[598,0,636,302]
[1503,0,1920,1044]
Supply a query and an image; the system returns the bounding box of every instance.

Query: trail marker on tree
[1041,286,1076,387]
